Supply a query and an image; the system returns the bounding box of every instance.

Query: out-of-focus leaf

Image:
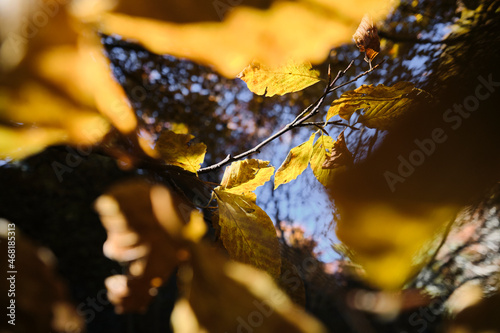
[215,190,281,280]
[335,201,458,290]
[1,82,111,144]
[95,179,204,313]
[238,60,320,96]
[327,82,422,130]
[171,298,208,333]
[89,0,393,77]
[70,0,273,23]
[446,284,500,333]
[181,245,328,333]
[35,37,138,134]
[310,134,336,186]
[322,131,353,169]
[155,130,207,174]
[0,0,140,161]
[0,127,67,160]
[219,159,274,195]
[274,133,316,189]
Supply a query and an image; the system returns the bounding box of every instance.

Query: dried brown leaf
[322,131,353,169]
[353,14,380,62]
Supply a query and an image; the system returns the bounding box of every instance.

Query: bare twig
[296,121,359,131]
[198,60,381,174]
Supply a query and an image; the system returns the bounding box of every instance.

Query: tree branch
[295,121,359,131]
[198,60,382,174]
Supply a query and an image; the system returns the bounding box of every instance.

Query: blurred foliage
[1,0,500,332]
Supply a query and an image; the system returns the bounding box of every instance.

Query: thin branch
[198,60,381,174]
[290,60,354,126]
[295,121,359,131]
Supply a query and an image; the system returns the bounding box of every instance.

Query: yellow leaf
[220,159,274,195]
[327,82,423,130]
[0,126,67,160]
[170,122,190,134]
[90,1,392,77]
[184,245,327,333]
[215,190,281,280]
[155,130,207,174]
[238,60,320,96]
[310,135,337,186]
[171,298,207,333]
[274,133,316,189]
[0,0,142,160]
[335,201,458,290]
[1,82,111,145]
[82,37,138,134]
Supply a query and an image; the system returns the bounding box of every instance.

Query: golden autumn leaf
[86,0,393,77]
[155,130,207,174]
[219,159,275,195]
[274,133,316,189]
[327,82,423,130]
[335,201,458,290]
[322,131,353,169]
[310,134,337,186]
[214,190,281,280]
[237,60,321,96]
[181,244,328,333]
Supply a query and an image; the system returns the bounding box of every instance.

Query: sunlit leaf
[220,159,274,195]
[327,82,423,130]
[310,134,336,186]
[274,133,316,189]
[238,60,320,96]
[1,82,111,145]
[155,130,207,174]
[183,245,328,333]
[335,201,458,290]
[322,131,353,169]
[90,0,393,77]
[0,126,67,160]
[215,190,281,280]
[0,1,139,161]
[447,286,500,332]
[171,298,207,333]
